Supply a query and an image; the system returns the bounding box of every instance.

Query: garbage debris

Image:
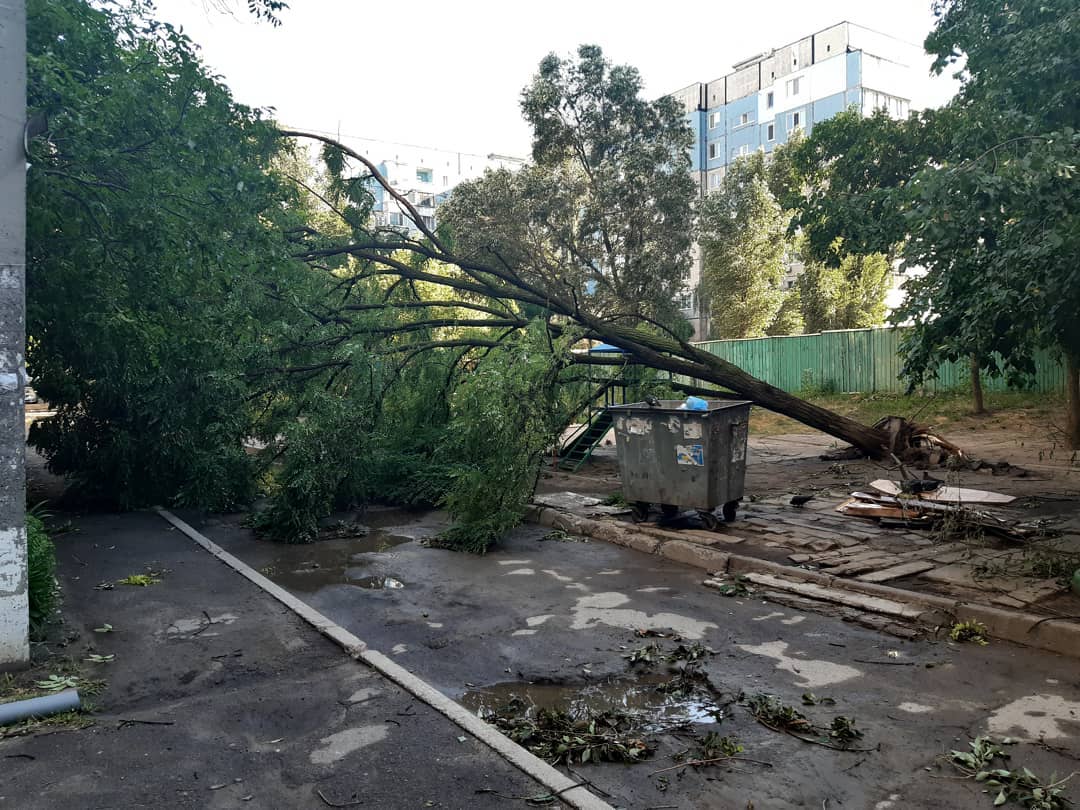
[869,479,1015,505]
[836,488,1052,543]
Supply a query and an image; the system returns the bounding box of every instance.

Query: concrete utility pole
[0,0,29,669]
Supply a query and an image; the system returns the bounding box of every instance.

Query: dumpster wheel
[722,500,739,522]
[631,501,651,523]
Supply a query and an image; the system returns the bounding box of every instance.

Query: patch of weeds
[710,575,754,598]
[116,573,161,587]
[0,709,94,739]
[949,737,1073,809]
[484,698,653,765]
[601,491,628,507]
[951,620,990,646]
[258,565,277,576]
[624,643,663,666]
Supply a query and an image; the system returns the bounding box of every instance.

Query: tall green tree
[25,0,311,508]
[508,45,697,326]
[699,152,789,339]
[896,0,1080,444]
[798,252,892,333]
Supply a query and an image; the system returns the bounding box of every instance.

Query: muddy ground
[193,508,1080,810]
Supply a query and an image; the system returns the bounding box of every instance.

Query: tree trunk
[587,321,890,457]
[970,355,986,415]
[1067,354,1080,451]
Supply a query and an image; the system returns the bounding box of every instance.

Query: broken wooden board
[870,479,1015,505]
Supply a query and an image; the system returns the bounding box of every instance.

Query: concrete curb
[157,509,613,810]
[527,505,1080,659]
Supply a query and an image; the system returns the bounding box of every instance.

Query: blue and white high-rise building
[670,22,920,337]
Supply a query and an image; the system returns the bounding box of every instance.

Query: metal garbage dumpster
[608,399,752,529]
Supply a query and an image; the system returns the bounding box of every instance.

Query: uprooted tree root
[823,415,1023,474]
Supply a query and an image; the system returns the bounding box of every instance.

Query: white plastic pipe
[0,688,80,725]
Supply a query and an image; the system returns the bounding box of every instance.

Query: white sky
[152,0,960,158]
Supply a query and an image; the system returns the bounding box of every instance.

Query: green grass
[26,513,57,637]
[749,390,1060,437]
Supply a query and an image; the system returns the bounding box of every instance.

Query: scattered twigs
[116,719,175,728]
[648,755,773,776]
[315,788,363,808]
[474,780,587,805]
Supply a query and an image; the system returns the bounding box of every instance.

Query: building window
[389,212,403,226]
[442,175,448,186]
[422,215,435,229]
[787,110,803,131]
[416,168,432,183]
[709,172,722,189]
[740,112,750,126]
[786,76,801,96]
[767,123,775,141]
[732,144,750,160]
[766,91,774,109]
[708,142,719,160]
[708,111,721,129]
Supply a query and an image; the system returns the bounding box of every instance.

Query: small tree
[798,253,891,333]
[699,152,789,339]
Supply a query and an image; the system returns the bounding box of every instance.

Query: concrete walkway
[0,512,556,809]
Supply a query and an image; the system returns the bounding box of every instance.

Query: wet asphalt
[193,508,1080,810]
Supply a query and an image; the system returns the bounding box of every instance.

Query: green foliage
[436,323,579,552]
[798,253,892,333]
[770,110,950,266]
[700,152,788,339]
[949,737,1072,809]
[26,515,57,636]
[117,573,160,587]
[695,732,743,761]
[950,620,990,645]
[486,698,653,765]
[25,0,312,509]
[766,290,804,337]
[446,44,696,329]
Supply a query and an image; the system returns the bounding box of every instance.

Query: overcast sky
[152,0,960,158]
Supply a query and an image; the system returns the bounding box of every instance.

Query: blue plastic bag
[678,396,708,411]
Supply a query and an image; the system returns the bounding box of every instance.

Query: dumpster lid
[607,399,751,413]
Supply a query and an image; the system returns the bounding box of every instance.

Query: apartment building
[341,137,523,234]
[670,22,921,337]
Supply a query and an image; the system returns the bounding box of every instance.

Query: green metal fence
[693,327,1065,394]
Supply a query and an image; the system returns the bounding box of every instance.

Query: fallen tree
[281,127,891,458]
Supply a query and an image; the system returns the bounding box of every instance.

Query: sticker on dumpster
[627,417,651,435]
[676,444,704,466]
[731,423,748,462]
[683,422,702,439]
[615,416,626,432]
[665,416,682,433]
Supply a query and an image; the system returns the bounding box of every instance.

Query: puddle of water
[459,677,722,732]
[263,531,413,592]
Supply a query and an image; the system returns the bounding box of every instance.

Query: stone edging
[157,509,613,810]
[526,505,1080,660]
